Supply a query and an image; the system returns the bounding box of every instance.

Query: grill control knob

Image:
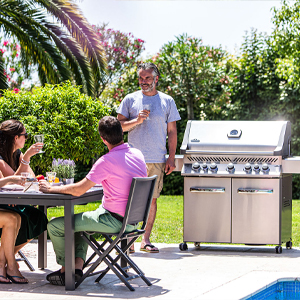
[202,163,208,172]
[262,164,270,173]
[192,162,201,172]
[253,164,260,173]
[227,163,235,173]
[244,163,252,174]
[210,163,218,173]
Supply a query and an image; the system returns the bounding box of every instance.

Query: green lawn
[46,197,300,247]
[292,200,300,247]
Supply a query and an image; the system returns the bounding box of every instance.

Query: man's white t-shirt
[117,90,181,163]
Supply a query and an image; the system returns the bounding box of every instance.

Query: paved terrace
[1,241,300,300]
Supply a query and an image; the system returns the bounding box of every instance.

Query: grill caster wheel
[275,246,282,254]
[179,243,188,251]
[194,242,200,247]
[286,241,292,249]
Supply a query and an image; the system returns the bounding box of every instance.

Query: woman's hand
[7,175,25,186]
[23,143,43,160]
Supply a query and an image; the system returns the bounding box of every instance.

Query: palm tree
[0,0,106,97]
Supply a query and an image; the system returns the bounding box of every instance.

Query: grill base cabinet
[184,177,232,243]
[182,175,292,253]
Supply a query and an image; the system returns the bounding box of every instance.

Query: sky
[77,0,283,56]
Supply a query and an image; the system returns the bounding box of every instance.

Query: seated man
[39,116,147,286]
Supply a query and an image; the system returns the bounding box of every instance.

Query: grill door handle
[190,187,225,193]
[237,188,273,194]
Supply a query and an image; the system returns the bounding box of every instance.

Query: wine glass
[21,172,30,179]
[21,172,31,191]
[34,134,45,153]
[143,104,151,120]
[46,172,56,184]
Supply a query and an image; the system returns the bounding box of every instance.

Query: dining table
[0,185,103,290]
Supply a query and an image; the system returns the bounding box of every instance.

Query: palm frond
[0,0,106,97]
[36,0,107,94]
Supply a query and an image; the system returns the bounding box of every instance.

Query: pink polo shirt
[86,143,147,216]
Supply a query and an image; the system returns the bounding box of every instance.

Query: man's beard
[140,79,156,92]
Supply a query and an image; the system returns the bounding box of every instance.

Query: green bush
[0,82,110,175]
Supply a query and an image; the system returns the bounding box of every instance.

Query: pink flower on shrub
[13,88,20,94]
[0,49,5,54]
[10,68,15,72]
[3,41,9,46]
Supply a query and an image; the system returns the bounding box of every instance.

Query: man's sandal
[46,269,83,286]
[140,244,159,253]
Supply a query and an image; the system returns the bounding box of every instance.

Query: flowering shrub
[93,24,145,97]
[52,158,76,179]
[0,37,35,90]
[0,82,110,176]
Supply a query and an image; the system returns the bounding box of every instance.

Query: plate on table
[1,184,24,191]
[51,182,63,186]
[88,184,102,192]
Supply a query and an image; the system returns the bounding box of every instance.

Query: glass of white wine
[46,172,56,184]
[34,134,45,153]
[143,104,151,120]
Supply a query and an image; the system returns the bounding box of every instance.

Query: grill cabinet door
[184,177,231,243]
[232,178,280,244]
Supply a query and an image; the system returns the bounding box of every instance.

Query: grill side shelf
[282,156,300,174]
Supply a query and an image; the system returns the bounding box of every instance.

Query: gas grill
[178,120,297,253]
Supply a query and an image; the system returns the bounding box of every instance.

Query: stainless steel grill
[178,120,297,253]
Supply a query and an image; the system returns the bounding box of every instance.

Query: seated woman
[0,120,48,284]
[0,175,26,284]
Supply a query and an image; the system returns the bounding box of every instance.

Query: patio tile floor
[1,241,300,300]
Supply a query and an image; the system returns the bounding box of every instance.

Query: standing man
[117,62,181,253]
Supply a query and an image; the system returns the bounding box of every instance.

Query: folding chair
[76,175,157,291]
[17,250,35,271]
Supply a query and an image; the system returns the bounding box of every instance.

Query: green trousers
[47,205,137,266]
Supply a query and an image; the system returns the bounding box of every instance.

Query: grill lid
[180,121,291,156]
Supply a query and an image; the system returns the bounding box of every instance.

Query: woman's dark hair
[0,120,25,170]
[98,116,123,145]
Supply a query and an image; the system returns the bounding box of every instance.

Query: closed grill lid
[180,121,291,156]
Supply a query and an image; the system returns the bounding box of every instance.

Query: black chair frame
[76,175,157,291]
[17,250,35,271]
